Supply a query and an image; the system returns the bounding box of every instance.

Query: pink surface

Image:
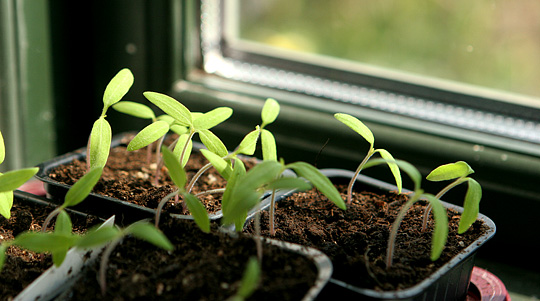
[468,266,510,301]
[18,179,46,196]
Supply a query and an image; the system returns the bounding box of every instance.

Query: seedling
[41,167,104,232]
[75,219,173,295]
[87,68,134,171]
[423,161,481,234]
[334,113,402,205]
[113,100,189,184]
[362,158,448,269]
[0,129,39,219]
[142,91,232,168]
[227,256,261,301]
[155,147,210,232]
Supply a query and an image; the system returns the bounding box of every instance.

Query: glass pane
[238,0,540,99]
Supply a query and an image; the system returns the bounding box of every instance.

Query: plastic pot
[55,221,332,300]
[35,133,237,224]
[250,168,496,300]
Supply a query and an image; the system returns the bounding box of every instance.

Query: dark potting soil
[244,185,488,292]
[0,201,101,300]
[64,217,319,300]
[48,144,256,215]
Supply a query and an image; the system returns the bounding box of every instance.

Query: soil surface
[0,200,101,300]
[244,183,489,292]
[63,217,319,300]
[48,140,256,216]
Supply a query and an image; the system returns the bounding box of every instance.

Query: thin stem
[155,189,180,228]
[152,135,167,186]
[146,141,153,165]
[386,191,422,269]
[187,162,213,194]
[99,237,122,296]
[195,188,225,197]
[268,189,277,236]
[178,131,195,170]
[347,148,375,205]
[254,201,263,263]
[421,178,466,231]
[41,207,62,232]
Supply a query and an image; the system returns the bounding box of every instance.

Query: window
[198,0,540,147]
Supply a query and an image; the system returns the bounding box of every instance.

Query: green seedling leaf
[265,177,311,191]
[236,257,260,299]
[113,101,155,120]
[0,191,13,219]
[221,159,247,216]
[157,114,175,125]
[162,147,187,188]
[458,179,482,234]
[377,149,402,193]
[75,226,120,249]
[423,194,449,261]
[184,193,210,233]
[14,232,79,253]
[192,107,233,130]
[0,130,4,165]
[89,117,112,169]
[63,167,103,208]
[287,162,346,210]
[198,129,228,157]
[261,98,280,127]
[427,161,474,182]
[334,113,374,146]
[55,210,73,236]
[173,133,193,167]
[52,248,69,267]
[126,222,174,250]
[127,120,170,151]
[364,158,421,192]
[143,92,192,126]
[0,167,39,193]
[103,68,134,112]
[235,128,260,156]
[261,129,277,161]
[200,149,233,180]
[170,124,189,136]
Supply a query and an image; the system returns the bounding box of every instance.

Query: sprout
[227,256,261,301]
[75,220,173,295]
[334,113,402,205]
[87,68,134,171]
[424,161,481,234]
[362,158,449,268]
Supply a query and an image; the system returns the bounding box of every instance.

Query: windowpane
[237,0,540,100]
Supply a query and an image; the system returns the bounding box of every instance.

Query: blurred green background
[239,0,540,99]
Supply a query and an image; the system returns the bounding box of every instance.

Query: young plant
[0,215,81,270]
[334,113,402,205]
[423,161,482,234]
[227,256,261,301]
[363,158,448,269]
[155,147,210,232]
[75,219,173,295]
[142,91,232,168]
[0,129,39,219]
[87,68,134,171]
[112,100,189,184]
[41,167,104,232]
